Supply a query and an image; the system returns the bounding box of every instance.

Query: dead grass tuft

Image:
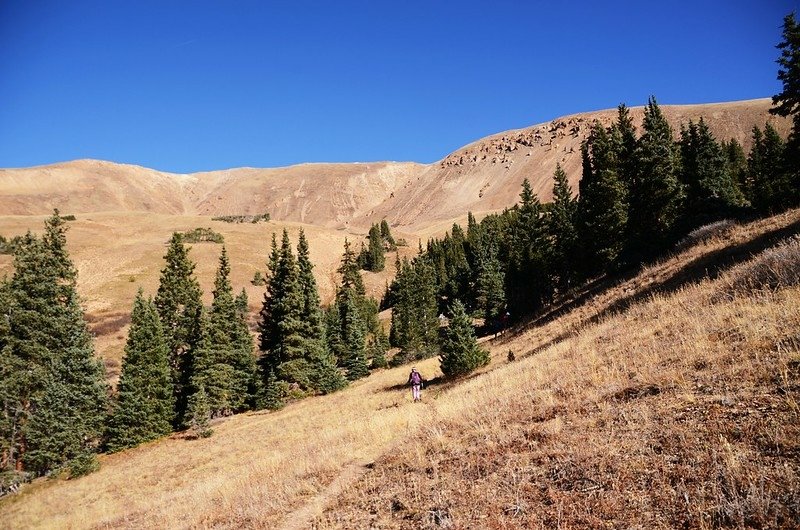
[719,235,800,299]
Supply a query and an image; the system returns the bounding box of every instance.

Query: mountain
[0,99,788,230]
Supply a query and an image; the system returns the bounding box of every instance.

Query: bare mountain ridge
[0,99,788,230]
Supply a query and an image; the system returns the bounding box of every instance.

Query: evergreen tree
[615,103,639,189]
[628,97,684,259]
[153,233,203,426]
[190,309,236,419]
[505,178,551,317]
[577,123,628,275]
[748,123,791,213]
[204,246,255,413]
[771,11,800,205]
[257,230,310,389]
[106,290,173,452]
[547,164,579,290]
[260,369,285,410]
[3,213,108,476]
[389,257,440,365]
[338,288,370,380]
[185,383,212,438]
[380,219,396,249]
[723,138,749,203]
[679,118,743,227]
[364,223,386,272]
[297,230,346,393]
[367,326,389,369]
[439,300,489,378]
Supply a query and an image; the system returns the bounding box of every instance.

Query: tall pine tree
[628,97,684,260]
[106,289,173,452]
[3,213,108,477]
[153,233,203,426]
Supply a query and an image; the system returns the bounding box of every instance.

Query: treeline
[383,94,799,364]
[0,214,396,481]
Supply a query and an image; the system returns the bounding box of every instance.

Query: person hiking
[408,367,423,402]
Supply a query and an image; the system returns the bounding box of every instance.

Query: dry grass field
[1,207,798,528]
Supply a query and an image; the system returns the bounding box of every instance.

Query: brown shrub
[718,235,800,299]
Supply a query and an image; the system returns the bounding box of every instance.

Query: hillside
[0,99,789,231]
[1,207,797,529]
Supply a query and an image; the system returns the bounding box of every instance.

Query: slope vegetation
[1,208,798,529]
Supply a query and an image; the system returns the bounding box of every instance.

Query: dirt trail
[277,460,373,530]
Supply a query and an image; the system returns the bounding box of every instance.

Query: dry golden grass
[0,212,414,383]
[1,210,798,529]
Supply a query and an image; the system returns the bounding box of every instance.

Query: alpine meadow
[1,4,800,529]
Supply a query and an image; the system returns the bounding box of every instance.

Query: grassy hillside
[1,209,798,529]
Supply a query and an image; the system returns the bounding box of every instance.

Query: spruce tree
[547,164,579,290]
[258,230,311,389]
[4,213,108,477]
[364,223,386,272]
[505,178,551,316]
[380,219,396,249]
[153,233,203,426]
[628,97,684,259]
[771,11,800,205]
[748,123,791,213]
[185,383,213,438]
[679,118,743,227]
[723,138,749,203]
[297,230,346,393]
[439,300,489,378]
[577,123,628,275]
[338,288,370,380]
[106,289,173,452]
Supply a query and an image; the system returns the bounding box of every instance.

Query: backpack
[410,371,422,385]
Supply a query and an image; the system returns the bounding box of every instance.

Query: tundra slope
[0,99,788,230]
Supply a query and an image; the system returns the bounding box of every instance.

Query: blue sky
[0,1,796,173]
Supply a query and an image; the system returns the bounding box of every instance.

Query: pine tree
[189,309,235,419]
[577,123,628,275]
[679,118,743,227]
[505,178,551,316]
[185,383,213,438]
[380,219,396,250]
[106,289,173,452]
[368,326,389,369]
[748,123,790,213]
[258,230,311,389]
[389,257,440,365]
[297,230,346,393]
[3,213,108,477]
[364,224,386,272]
[260,369,285,410]
[723,138,749,203]
[153,233,203,426]
[339,288,370,380]
[628,97,684,260]
[547,164,579,290]
[615,104,639,189]
[771,11,800,206]
[439,300,489,378]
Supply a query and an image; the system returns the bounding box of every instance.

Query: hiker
[408,367,423,402]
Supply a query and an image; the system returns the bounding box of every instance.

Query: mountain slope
[1,208,797,529]
[0,99,788,231]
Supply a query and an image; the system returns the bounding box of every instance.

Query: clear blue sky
[0,1,796,173]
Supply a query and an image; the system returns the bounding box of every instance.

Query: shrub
[717,235,800,299]
[676,219,736,251]
[212,213,270,224]
[177,227,224,244]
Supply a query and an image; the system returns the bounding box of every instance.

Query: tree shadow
[492,216,800,358]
